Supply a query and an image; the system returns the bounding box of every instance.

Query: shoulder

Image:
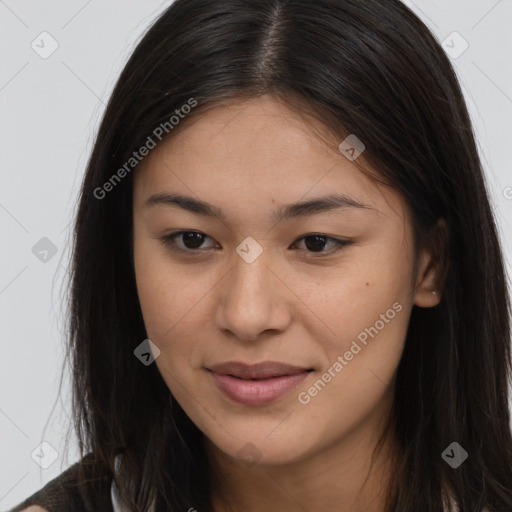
[7,453,114,512]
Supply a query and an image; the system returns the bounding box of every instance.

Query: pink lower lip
[209,370,311,405]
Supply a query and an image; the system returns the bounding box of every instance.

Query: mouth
[206,361,314,405]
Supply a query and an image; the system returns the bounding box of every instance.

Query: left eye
[291,234,347,254]
[160,231,347,255]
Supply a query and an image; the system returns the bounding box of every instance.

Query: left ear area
[413,218,450,308]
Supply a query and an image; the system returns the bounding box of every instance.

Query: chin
[203,421,319,468]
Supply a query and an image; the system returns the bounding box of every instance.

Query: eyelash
[159,231,349,257]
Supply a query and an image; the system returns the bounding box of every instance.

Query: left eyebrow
[142,192,378,224]
[272,193,378,223]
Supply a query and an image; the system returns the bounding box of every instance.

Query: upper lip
[207,361,312,380]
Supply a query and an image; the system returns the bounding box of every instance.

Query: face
[132,95,439,467]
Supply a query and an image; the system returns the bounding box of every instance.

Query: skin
[132,95,443,512]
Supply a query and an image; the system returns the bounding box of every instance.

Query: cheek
[294,242,412,394]
[133,242,220,372]
[294,267,410,432]
[134,237,192,330]
[297,244,411,339]
[133,255,208,403]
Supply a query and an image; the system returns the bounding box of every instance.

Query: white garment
[111,454,156,512]
[443,491,490,512]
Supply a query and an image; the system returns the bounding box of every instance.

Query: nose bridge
[228,244,274,309]
[216,243,289,339]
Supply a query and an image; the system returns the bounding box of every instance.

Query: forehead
[133,96,406,224]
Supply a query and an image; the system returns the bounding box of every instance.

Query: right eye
[160,231,220,253]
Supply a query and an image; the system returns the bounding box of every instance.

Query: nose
[214,249,292,341]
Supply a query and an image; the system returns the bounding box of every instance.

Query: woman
[11,0,512,510]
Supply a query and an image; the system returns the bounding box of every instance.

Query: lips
[207,361,314,405]
[207,361,313,379]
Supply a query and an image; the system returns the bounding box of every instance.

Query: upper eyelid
[162,230,347,252]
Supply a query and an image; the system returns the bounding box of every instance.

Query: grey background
[0,1,511,509]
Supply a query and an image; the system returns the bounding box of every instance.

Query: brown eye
[160,231,218,252]
[160,231,348,257]
[292,234,348,255]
